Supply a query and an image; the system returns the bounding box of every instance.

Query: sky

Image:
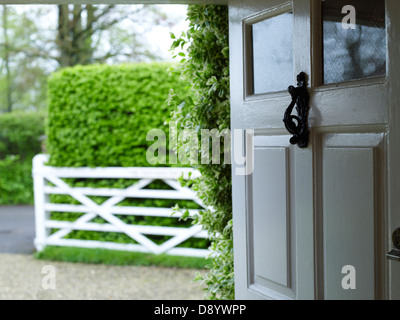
[145,5,189,60]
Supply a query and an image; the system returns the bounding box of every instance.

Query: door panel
[323,148,375,300]
[311,82,388,128]
[246,135,297,299]
[241,133,316,300]
[320,133,386,300]
[252,147,290,287]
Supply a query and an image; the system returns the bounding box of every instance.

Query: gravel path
[0,254,206,300]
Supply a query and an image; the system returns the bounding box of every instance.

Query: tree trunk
[79,5,95,65]
[57,4,71,68]
[3,5,12,112]
[57,5,96,68]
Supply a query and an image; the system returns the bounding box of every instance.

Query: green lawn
[35,246,211,269]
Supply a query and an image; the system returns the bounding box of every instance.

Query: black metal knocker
[283,72,310,148]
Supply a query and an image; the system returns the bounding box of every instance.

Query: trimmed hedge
[0,111,45,205]
[47,63,192,168]
[46,62,208,252]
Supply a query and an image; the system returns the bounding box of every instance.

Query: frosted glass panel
[252,13,293,94]
[323,0,386,84]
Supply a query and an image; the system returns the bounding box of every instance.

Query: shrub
[0,111,45,205]
[47,63,193,168]
[170,5,233,299]
[0,155,35,204]
[0,111,45,160]
[46,62,207,252]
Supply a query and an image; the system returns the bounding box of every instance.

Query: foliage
[0,156,34,204]
[0,6,52,112]
[170,5,233,299]
[46,62,207,251]
[35,246,210,269]
[0,111,45,204]
[47,62,192,168]
[0,4,183,113]
[0,111,45,159]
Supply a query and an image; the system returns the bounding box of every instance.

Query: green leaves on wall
[170,5,233,300]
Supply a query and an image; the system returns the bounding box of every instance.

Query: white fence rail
[33,154,211,258]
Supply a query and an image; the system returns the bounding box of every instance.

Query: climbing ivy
[170,5,233,300]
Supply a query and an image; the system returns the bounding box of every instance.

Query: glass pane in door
[252,12,293,94]
[323,0,386,84]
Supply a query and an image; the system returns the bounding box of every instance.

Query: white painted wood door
[230,0,400,300]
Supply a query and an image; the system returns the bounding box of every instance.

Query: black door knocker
[283,72,310,148]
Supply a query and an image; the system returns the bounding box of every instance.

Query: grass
[35,246,211,269]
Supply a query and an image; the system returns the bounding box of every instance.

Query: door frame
[386,0,400,300]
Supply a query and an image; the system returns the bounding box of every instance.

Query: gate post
[32,154,49,252]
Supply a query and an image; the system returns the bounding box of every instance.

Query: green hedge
[46,62,208,251]
[47,63,192,168]
[0,155,35,204]
[0,111,45,160]
[170,5,233,299]
[0,111,45,205]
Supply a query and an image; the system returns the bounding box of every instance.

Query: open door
[230,0,400,300]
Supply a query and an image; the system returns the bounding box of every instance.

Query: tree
[57,5,96,67]
[55,5,170,68]
[0,4,180,113]
[0,5,51,113]
[2,5,12,112]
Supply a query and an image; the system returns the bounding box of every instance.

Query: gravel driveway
[0,253,206,300]
[0,206,206,300]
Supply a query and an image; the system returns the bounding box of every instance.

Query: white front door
[230,0,400,300]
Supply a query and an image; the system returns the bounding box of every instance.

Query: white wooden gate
[32,154,211,258]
